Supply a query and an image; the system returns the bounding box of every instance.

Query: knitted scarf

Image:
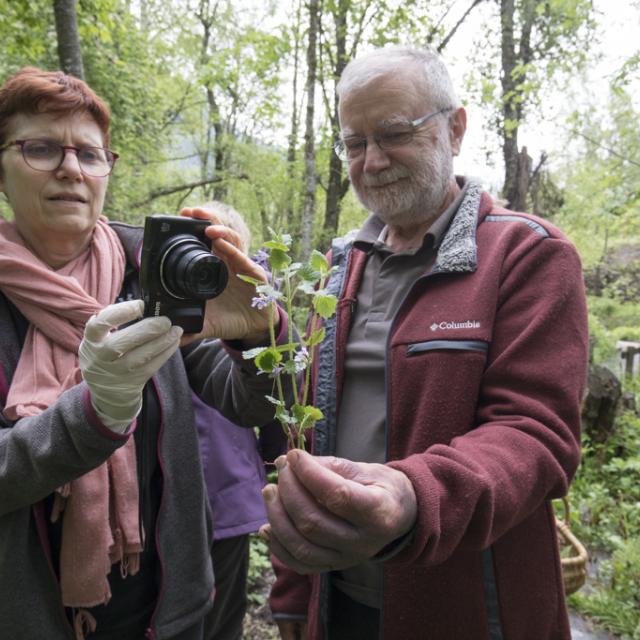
[0,217,143,615]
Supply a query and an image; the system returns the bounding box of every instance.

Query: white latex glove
[79,299,183,431]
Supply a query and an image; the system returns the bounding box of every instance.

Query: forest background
[0,0,639,637]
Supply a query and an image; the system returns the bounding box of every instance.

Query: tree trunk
[499,0,519,207]
[321,0,349,251]
[53,0,84,79]
[500,0,537,209]
[198,1,227,202]
[300,0,320,260]
[286,0,303,234]
[512,145,532,212]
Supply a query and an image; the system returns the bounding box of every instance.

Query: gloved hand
[79,299,183,431]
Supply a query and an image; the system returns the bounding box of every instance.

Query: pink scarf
[0,217,143,613]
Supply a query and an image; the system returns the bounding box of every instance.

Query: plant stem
[285,268,299,402]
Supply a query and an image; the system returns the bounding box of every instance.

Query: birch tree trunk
[53,0,84,79]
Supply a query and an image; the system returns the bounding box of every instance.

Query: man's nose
[362,140,391,174]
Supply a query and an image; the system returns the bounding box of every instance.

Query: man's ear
[449,106,467,157]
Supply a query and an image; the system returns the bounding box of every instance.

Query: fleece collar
[432,180,483,274]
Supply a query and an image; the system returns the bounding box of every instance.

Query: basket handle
[560,495,570,526]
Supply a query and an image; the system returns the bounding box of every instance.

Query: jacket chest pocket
[388,339,490,452]
[406,339,489,356]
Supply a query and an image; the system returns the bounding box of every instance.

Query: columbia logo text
[430,320,481,331]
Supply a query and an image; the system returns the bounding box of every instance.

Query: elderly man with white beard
[261,46,589,640]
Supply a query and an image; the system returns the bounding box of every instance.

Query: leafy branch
[240,230,337,450]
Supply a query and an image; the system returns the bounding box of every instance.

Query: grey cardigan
[0,222,280,640]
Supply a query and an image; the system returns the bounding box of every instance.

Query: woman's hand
[179,207,277,346]
[79,300,183,429]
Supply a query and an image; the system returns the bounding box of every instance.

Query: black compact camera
[140,214,228,333]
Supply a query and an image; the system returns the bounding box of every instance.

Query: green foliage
[570,538,640,639]
[247,534,272,606]
[588,296,640,332]
[553,87,640,268]
[587,296,640,368]
[243,231,337,449]
[568,409,640,637]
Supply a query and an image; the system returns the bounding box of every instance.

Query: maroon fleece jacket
[270,190,588,640]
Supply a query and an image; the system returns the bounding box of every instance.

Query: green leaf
[300,405,324,429]
[275,405,295,424]
[296,263,320,282]
[305,327,326,347]
[267,229,292,248]
[256,283,282,300]
[291,404,324,430]
[242,346,267,360]
[237,274,263,287]
[309,250,329,276]
[275,342,300,353]
[264,240,290,252]
[297,281,317,295]
[313,293,338,319]
[282,360,299,375]
[265,395,284,406]
[291,403,306,424]
[269,248,292,271]
[255,347,282,372]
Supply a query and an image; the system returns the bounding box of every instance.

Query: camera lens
[160,234,228,300]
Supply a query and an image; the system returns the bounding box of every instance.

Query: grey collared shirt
[332,180,468,608]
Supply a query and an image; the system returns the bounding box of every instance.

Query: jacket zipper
[406,339,489,356]
[380,268,454,640]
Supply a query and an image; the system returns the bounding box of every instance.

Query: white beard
[351,137,454,228]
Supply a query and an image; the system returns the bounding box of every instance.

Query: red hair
[0,67,111,146]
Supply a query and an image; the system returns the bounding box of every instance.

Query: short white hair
[199,200,251,253]
[336,46,459,112]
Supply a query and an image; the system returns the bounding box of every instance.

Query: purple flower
[294,346,309,372]
[251,293,278,310]
[269,365,284,379]
[253,249,270,269]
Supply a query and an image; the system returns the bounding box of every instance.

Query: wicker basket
[555,497,588,595]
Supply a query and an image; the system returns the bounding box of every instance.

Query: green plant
[570,537,640,639]
[247,534,272,607]
[568,409,640,637]
[240,230,337,450]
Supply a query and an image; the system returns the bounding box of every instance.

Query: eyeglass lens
[21,140,114,177]
[337,127,415,160]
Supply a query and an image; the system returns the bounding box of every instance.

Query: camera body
[139,214,228,333]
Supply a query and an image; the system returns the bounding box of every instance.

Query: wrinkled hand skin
[260,449,417,575]
[179,207,277,345]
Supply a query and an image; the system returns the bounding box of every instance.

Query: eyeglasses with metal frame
[0,138,119,177]
[333,107,453,161]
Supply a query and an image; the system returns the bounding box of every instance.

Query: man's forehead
[338,69,431,129]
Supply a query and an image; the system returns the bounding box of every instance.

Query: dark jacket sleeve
[269,554,312,621]
[182,306,296,428]
[0,384,132,517]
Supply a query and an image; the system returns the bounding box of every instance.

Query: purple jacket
[193,388,286,540]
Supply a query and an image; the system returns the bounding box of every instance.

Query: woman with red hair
[0,67,282,640]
